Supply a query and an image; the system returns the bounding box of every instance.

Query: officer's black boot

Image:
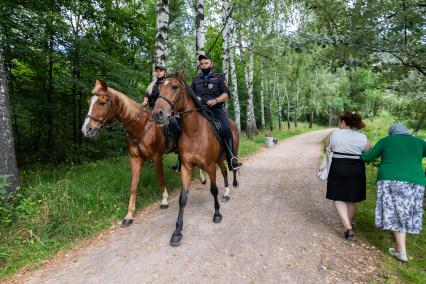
[169,161,181,172]
[169,155,181,172]
[223,138,242,171]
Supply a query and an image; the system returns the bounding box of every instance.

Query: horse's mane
[92,82,144,121]
[109,88,144,121]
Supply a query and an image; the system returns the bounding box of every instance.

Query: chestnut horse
[153,71,239,246]
[82,80,179,227]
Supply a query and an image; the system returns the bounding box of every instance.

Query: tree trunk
[276,78,281,131]
[309,109,314,128]
[413,112,425,133]
[328,104,333,127]
[221,0,230,111]
[294,79,300,129]
[284,83,290,129]
[0,50,19,191]
[154,0,169,80]
[46,34,54,157]
[260,61,265,130]
[195,0,205,58]
[268,81,273,131]
[228,20,241,132]
[245,0,257,140]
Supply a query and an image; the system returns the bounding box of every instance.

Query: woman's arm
[361,138,384,162]
[364,139,372,152]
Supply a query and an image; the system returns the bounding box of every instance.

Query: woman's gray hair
[388,123,410,136]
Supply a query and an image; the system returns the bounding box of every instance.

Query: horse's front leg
[153,155,169,209]
[208,164,222,223]
[122,155,143,227]
[218,161,230,202]
[170,163,192,246]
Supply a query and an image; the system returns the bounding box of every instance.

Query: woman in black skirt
[325,111,371,240]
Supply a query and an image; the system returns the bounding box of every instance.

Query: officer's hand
[206,99,217,107]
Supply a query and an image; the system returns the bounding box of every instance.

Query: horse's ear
[178,69,185,79]
[96,80,108,91]
[166,70,174,76]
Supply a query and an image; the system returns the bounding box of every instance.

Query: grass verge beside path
[0,123,322,279]
[354,117,426,283]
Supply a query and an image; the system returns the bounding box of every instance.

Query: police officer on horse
[144,65,181,170]
[191,54,242,171]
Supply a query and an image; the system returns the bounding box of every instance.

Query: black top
[145,79,163,108]
[190,72,230,108]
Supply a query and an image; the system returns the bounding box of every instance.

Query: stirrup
[230,157,242,171]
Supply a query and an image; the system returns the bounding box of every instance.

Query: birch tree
[154,0,169,79]
[245,0,257,139]
[195,0,205,57]
[260,61,265,130]
[284,83,291,129]
[268,81,273,131]
[228,19,241,132]
[0,49,19,191]
[275,76,282,131]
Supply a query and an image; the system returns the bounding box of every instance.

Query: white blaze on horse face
[82,96,98,136]
[164,79,170,86]
[161,188,169,206]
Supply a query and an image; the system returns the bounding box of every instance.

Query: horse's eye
[172,85,179,90]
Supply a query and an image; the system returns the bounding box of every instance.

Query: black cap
[198,54,212,61]
[154,65,166,71]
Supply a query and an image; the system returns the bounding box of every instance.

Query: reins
[157,75,200,119]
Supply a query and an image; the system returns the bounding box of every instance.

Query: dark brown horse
[152,70,239,246]
[82,80,174,227]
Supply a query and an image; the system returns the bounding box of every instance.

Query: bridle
[85,93,114,129]
[157,75,200,118]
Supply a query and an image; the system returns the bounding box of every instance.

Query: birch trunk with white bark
[260,61,265,130]
[154,0,169,80]
[196,0,205,57]
[245,0,257,140]
[0,50,19,191]
[228,20,241,132]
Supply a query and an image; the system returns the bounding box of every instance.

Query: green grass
[0,123,322,279]
[354,116,426,283]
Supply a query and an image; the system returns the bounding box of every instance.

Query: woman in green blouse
[362,123,426,262]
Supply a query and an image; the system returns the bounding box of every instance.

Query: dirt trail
[9,129,382,283]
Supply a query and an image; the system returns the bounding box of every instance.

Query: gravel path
[9,129,382,283]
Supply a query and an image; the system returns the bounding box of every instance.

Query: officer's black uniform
[145,79,162,109]
[191,68,240,170]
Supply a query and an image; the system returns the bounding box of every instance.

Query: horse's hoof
[160,204,169,209]
[222,195,230,202]
[201,179,207,185]
[213,214,222,223]
[121,219,133,227]
[233,180,239,187]
[170,234,182,246]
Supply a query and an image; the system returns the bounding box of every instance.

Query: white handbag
[316,132,334,181]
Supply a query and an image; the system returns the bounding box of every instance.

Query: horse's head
[81,80,116,138]
[152,69,187,126]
